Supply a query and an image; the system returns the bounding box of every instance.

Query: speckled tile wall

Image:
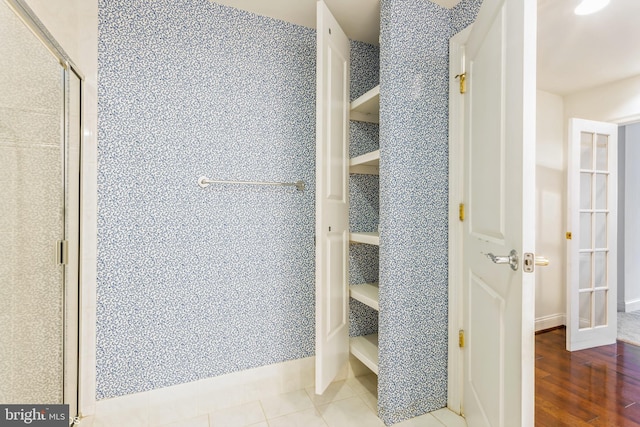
[451,0,484,34]
[378,0,481,424]
[97,0,317,399]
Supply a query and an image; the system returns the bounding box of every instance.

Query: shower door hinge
[459,329,465,348]
[57,240,68,265]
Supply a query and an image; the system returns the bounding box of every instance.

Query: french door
[567,118,617,351]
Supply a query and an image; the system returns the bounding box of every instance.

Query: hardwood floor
[536,327,640,426]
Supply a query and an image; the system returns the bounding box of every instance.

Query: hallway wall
[564,75,640,124]
[535,90,566,330]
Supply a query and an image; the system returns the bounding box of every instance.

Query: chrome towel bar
[198,176,305,192]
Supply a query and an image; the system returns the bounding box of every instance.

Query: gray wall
[620,122,640,312]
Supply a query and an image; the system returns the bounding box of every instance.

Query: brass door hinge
[455,73,466,94]
[57,240,68,265]
[459,329,465,348]
[566,231,572,240]
[459,203,465,222]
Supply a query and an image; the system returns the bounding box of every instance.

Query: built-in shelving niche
[349,84,380,374]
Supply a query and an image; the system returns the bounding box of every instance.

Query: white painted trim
[431,0,463,9]
[78,55,98,421]
[534,314,566,332]
[625,299,640,313]
[447,23,472,416]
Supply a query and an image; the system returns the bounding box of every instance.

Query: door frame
[447,24,472,414]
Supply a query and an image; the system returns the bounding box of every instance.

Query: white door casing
[567,118,617,351]
[448,24,473,415]
[315,0,350,395]
[460,0,536,426]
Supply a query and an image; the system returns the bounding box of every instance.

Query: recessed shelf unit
[350,85,380,124]
[350,334,379,375]
[350,149,379,175]
[349,232,380,246]
[349,283,379,311]
[348,83,380,379]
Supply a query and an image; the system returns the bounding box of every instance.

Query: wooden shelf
[350,283,379,311]
[349,232,379,246]
[350,85,380,124]
[350,149,379,175]
[350,334,379,375]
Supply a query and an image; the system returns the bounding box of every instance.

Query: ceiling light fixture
[574,0,610,15]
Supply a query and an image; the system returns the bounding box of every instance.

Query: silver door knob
[485,249,519,271]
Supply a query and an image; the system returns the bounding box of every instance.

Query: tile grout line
[257,398,269,427]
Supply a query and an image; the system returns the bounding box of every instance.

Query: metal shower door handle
[485,249,519,271]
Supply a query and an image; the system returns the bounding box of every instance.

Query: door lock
[523,253,549,273]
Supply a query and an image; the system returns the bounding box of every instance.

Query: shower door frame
[4,0,84,421]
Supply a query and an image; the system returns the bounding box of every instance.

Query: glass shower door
[0,0,67,405]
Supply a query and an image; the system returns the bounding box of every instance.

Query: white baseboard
[90,357,315,426]
[625,299,640,313]
[535,313,566,332]
[88,355,371,426]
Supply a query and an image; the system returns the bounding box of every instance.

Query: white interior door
[461,0,536,425]
[567,118,618,351]
[315,0,350,395]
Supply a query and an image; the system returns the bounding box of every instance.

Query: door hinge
[459,329,465,348]
[57,240,68,265]
[566,231,572,240]
[459,203,465,222]
[455,72,466,94]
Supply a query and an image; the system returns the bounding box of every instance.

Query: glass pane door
[568,118,617,351]
[0,0,65,404]
[578,131,610,329]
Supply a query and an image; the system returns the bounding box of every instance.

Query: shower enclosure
[0,0,81,421]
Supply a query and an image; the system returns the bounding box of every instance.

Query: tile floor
[78,374,466,427]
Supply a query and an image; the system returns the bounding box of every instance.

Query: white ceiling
[212,0,640,96]
[211,0,462,46]
[538,0,640,95]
